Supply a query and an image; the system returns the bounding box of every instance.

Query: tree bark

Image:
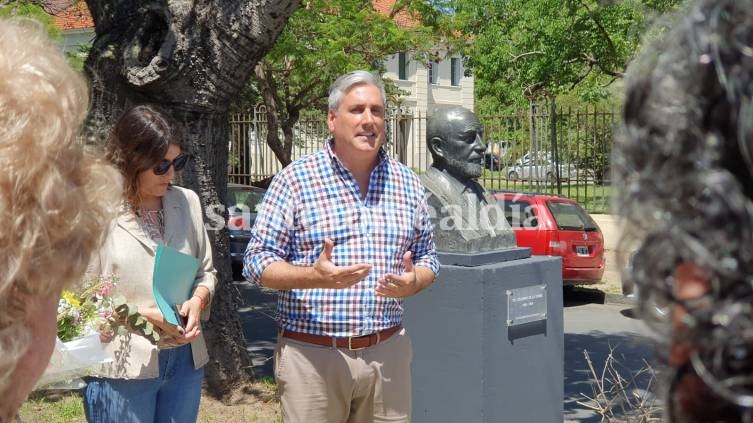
[83,0,300,399]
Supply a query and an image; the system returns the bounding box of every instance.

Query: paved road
[237,282,278,377]
[236,282,661,422]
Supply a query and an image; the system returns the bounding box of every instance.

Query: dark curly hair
[614,0,753,421]
[105,104,187,209]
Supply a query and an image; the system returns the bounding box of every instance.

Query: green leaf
[112,295,127,307]
[449,0,683,109]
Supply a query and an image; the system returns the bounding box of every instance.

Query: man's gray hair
[328,70,386,112]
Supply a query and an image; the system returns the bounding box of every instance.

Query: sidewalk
[590,214,628,298]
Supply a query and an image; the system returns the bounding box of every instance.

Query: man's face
[327,84,386,157]
[441,109,487,179]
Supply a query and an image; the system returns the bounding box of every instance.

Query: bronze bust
[420,106,516,253]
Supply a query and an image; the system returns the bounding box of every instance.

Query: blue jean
[83,344,204,423]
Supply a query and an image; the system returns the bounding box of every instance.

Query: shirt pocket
[296,207,358,262]
[370,203,416,254]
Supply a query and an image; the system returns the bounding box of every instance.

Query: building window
[429,61,439,85]
[398,52,408,80]
[451,57,462,86]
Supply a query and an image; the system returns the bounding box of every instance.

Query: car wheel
[546,172,557,184]
[508,170,519,181]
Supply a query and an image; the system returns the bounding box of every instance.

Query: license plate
[575,246,589,256]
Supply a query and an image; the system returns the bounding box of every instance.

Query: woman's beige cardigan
[90,186,218,379]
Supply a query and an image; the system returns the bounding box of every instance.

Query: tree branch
[570,64,594,89]
[253,62,291,166]
[581,52,624,78]
[510,50,545,62]
[290,76,324,109]
[577,0,619,59]
[602,76,618,87]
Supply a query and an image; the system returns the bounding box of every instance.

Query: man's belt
[280,325,402,350]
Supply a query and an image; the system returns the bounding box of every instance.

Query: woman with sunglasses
[83,104,217,423]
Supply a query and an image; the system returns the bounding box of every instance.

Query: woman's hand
[178,296,203,340]
[138,305,200,345]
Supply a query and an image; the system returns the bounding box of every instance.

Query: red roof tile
[49,1,94,31]
[372,0,420,28]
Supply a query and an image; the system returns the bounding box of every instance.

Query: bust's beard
[445,157,483,180]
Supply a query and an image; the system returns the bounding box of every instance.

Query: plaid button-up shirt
[243,139,439,337]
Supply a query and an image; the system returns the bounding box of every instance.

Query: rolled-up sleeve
[412,190,440,275]
[243,174,296,286]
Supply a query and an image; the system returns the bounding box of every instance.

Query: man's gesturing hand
[313,238,372,288]
[376,251,419,298]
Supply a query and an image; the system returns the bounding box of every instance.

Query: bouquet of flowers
[56,274,118,342]
[37,274,160,389]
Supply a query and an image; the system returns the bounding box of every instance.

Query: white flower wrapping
[35,334,112,390]
[36,272,161,390]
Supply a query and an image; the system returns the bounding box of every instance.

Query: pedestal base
[404,254,563,423]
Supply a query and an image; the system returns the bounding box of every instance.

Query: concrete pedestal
[404,250,563,423]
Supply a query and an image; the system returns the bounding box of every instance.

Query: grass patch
[19,391,86,423]
[19,380,281,423]
[481,171,612,213]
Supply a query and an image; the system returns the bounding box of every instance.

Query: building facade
[381,51,474,170]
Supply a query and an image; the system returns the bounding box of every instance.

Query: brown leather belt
[280,325,401,350]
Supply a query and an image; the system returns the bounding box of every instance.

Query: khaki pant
[274,328,413,423]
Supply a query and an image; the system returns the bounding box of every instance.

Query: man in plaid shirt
[243,70,439,423]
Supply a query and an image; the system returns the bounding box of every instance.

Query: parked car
[226,183,266,278]
[506,152,576,182]
[493,191,605,285]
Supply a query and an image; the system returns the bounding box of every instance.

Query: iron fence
[228,102,618,212]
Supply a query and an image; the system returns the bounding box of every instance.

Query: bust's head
[427,106,487,180]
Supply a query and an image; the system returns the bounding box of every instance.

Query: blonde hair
[0,18,121,417]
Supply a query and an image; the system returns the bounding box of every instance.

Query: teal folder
[152,245,200,326]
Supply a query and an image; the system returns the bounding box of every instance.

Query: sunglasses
[153,154,189,175]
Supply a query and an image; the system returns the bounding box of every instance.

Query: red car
[493,191,605,285]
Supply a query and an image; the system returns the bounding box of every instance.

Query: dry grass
[19,379,281,423]
[577,348,662,422]
[198,378,280,423]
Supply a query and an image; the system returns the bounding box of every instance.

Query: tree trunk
[253,62,292,166]
[83,0,300,399]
